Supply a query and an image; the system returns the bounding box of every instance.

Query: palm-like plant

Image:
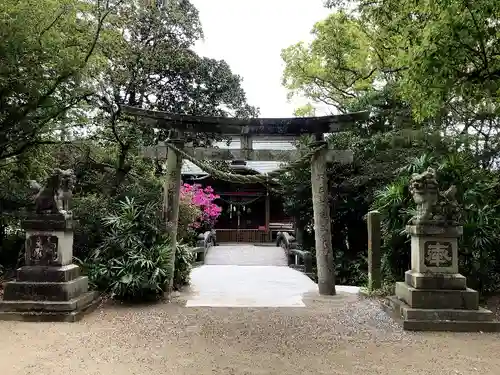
[88,197,173,301]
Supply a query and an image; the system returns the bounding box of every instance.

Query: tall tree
[87,1,258,191]
[0,0,121,162]
[281,11,378,115]
[352,0,500,122]
[323,0,500,136]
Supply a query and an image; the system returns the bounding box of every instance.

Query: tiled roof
[181,160,284,175]
[181,137,296,176]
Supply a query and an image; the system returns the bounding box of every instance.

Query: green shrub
[87,197,173,302]
[178,198,202,246]
[73,194,111,261]
[173,243,195,290]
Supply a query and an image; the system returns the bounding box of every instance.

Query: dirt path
[0,293,499,375]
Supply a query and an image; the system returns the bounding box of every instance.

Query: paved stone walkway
[204,244,287,266]
[187,245,359,307]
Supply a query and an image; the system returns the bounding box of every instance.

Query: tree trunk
[114,144,130,194]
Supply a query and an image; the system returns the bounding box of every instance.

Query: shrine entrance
[126,105,369,296]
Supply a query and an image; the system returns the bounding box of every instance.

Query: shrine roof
[181,160,282,176]
[181,138,294,176]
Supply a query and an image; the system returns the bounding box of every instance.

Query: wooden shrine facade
[182,162,293,243]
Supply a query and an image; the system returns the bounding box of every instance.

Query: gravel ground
[1,293,499,375]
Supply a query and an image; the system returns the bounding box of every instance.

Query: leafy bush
[173,243,195,290]
[178,198,202,246]
[87,197,173,301]
[177,183,222,246]
[73,194,112,261]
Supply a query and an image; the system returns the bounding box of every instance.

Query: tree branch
[38,9,66,46]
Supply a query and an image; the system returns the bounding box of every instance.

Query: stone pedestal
[383,224,500,332]
[0,214,100,322]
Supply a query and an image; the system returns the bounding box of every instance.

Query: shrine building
[181,136,295,244]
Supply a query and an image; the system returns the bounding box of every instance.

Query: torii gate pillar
[310,139,336,295]
[163,135,184,297]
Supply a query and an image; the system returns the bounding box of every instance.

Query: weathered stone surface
[311,142,336,296]
[395,282,479,310]
[1,169,100,322]
[0,291,98,312]
[16,264,81,283]
[191,247,206,265]
[406,224,463,237]
[123,105,369,135]
[0,293,101,322]
[25,230,74,267]
[407,167,459,226]
[22,214,73,231]
[367,210,381,290]
[145,146,354,163]
[163,136,184,297]
[405,270,466,290]
[28,168,75,215]
[382,296,500,332]
[403,306,494,322]
[410,232,459,274]
[403,320,500,332]
[3,276,89,302]
[382,165,500,332]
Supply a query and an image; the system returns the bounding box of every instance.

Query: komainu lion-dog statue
[28,168,76,215]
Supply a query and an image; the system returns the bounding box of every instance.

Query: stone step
[395,281,479,310]
[405,270,466,290]
[16,264,81,283]
[403,306,495,322]
[402,320,500,332]
[382,295,500,332]
[0,293,102,323]
[386,296,495,321]
[0,291,98,312]
[3,276,89,301]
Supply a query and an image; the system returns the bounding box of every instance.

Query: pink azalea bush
[180,183,222,231]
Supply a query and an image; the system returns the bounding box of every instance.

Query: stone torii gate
[122,106,369,296]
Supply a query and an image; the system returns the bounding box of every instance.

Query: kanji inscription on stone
[424,241,452,267]
[27,235,58,265]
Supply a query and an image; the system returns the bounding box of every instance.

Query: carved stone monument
[384,167,500,331]
[0,169,100,322]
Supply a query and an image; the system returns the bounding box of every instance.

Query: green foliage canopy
[287,0,500,122]
[0,0,121,161]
